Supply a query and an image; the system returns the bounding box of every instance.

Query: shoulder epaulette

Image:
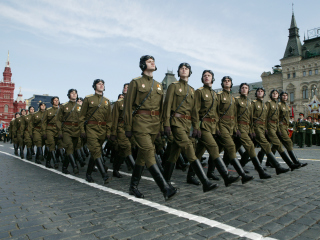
[252,100,257,102]
[117,98,124,102]
[132,76,142,81]
[217,91,223,94]
[85,94,94,98]
[267,100,272,102]
[62,102,68,105]
[235,96,240,99]
[47,107,52,110]
[172,81,179,84]
[103,96,110,101]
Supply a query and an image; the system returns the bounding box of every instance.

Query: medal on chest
[142,84,145,88]
[91,101,94,105]
[224,98,226,100]
[105,101,108,106]
[49,112,52,115]
[66,107,68,111]
[205,94,208,98]
[179,88,182,92]
[77,106,81,111]
[157,84,161,90]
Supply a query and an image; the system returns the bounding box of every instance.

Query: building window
[287,74,290,79]
[312,85,317,97]
[290,92,294,103]
[303,87,308,99]
[316,69,318,75]
[4,105,8,113]
[293,72,296,78]
[5,116,7,119]
[309,70,312,76]
[303,71,306,76]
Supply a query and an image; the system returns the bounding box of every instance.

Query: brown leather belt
[202,117,216,123]
[221,115,234,120]
[64,122,78,126]
[268,120,277,124]
[87,121,106,126]
[238,121,249,125]
[118,120,124,124]
[173,113,191,120]
[136,110,159,116]
[255,121,265,125]
[34,126,41,130]
[47,123,56,127]
[298,126,305,128]
[279,121,288,126]
[308,128,312,130]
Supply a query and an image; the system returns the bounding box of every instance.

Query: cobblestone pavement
[0,142,320,240]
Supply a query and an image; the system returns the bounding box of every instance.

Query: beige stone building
[261,13,320,118]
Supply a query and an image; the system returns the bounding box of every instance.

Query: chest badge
[179,88,182,92]
[283,107,285,110]
[91,101,94,104]
[258,106,260,108]
[36,116,38,118]
[142,84,145,88]
[77,106,81,111]
[224,98,226,100]
[122,104,124,107]
[241,102,244,104]
[49,112,52,115]
[66,107,68,110]
[272,106,274,109]
[105,101,108,106]
[157,84,161,90]
[205,94,208,98]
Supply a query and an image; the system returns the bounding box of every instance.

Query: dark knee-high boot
[190,160,219,192]
[155,154,164,174]
[20,146,24,159]
[176,154,189,172]
[14,143,19,156]
[148,164,178,201]
[186,166,200,185]
[113,156,123,178]
[26,148,32,160]
[36,147,43,163]
[51,151,59,169]
[125,155,135,171]
[251,157,271,179]
[129,164,144,198]
[80,148,86,160]
[213,157,240,187]
[230,158,254,184]
[44,146,49,160]
[279,151,301,171]
[75,149,86,167]
[239,150,250,167]
[68,154,79,174]
[207,158,220,181]
[46,151,53,168]
[266,152,290,175]
[257,150,265,164]
[86,157,95,182]
[58,148,65,163]
[163,161,175,187]
[96,157,111,184]
[62,156,70,174]
[288,150,308,167]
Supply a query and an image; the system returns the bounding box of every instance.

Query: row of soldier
[8,55,307,201]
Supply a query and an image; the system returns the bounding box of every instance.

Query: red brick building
[0,52,26,128]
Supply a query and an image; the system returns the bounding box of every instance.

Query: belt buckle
[151,110,155,116]
[184,114,189,120]
[72,122,75,126]
[98,121,102,125]
[211,118,215,122]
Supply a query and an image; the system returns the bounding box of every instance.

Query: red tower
[0,51,25,128]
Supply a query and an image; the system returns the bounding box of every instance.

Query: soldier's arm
[249,101,254,134]
[79,98,89,134]
[233,97,238,133]
[105,99,112,137]
[192,89,201,130]
[111,101,120,136]
[12,120,18,136]
[56,105,64,135]
[20,117,25,134]
[163,83,175,127]
[124,80,137,132]
[159,93,164,133]
[41,111,48,134]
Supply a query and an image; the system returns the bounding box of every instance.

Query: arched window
[302,86,308,99]
[311,85,317,97]
[4,105,8,113]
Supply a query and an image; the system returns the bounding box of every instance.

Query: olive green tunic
[305,121,313,147]
[278,101,293,151]
[296,119,306,148]
[21,114,33,148]
[29,110,45,147]
[14,116,25,148]
[163,79,197,163]
[79,94,112,159]
[9,119,17,144]
[124,74,163,167]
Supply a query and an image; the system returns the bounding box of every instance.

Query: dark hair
[77,97,84,102]
[201,70,214,84]
[20,109,26,114]
[92,79,105,91]
[118,94,124,99]
[38,102,47,110]
[28,106,34,111]
[239,83,250,94]
[67,89,78,98]
[280,91,288,99]
[269,89,279,99]
[221,76,233,88]
[177,62,192,77]
[139,55,157,75]
[15,112,20,118]
[255,87,266,97]
[51,96,59,105]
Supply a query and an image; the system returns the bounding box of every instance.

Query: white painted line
[0,150,276,240]
[0,145,3,147]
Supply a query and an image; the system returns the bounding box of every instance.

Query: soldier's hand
[197,129,202,139]
[277,131,282,137]
[125,131,132,138]
[106,135,110,140]
[164,126,171,137]
[234,130,241,138]
[160,131,164,137]
[215,130,221,137]
[249,133,256,140]
[30,135,33,139]
[110,135,117,141]
[192,129,198,138]
[265,129,268,135]
[80,133,86,139]
[42,135,47,140]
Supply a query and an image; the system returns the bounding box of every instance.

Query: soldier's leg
[17,133,24,159]
[117,131,134,171]
[302,132,306,148]
[45,131,56,168]
[24,131,33,160]
[33,131,43,163]
[62,133,78,174]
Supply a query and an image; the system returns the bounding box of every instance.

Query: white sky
[0,0,319,103]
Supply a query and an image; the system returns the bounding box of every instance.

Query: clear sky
[0,0,319,103]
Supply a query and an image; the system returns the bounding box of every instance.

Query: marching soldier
[296,113,306,148]
[21,106,35,160]
[79,80,112,184]
[124,55,178,200]
[42,96,62,169]
[162,62,218,193]
[29,103,46,163]
[312,117,317,145]
[305,116,313,147]
[14,109,27,159]
[289,116,296,144]
[265,90,300,171]
[253,88,289,175]
[56,89,81,174]
[11,112,20,155]
[316,117,320,146]
[193,70,240,187]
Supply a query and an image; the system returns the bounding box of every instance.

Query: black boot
[58,148,65,163]
[266,152,290,175]
[37,147,44,162]
[239,150,250,167]
[186,167,200,185]
[68,154,79,174]
[230,158,254,184]
[46,152,53,168]
[129,164,144,198]
[125,155,135,171]
[96,157,111,184]
[113,157,123,178]
[62,157,70,174]
[44,146,49,160]
[155,154,164,174]
[75,149,86,167]
[190,160,219,192]
[51,151,59,169]
[251,157,271,179]
[14,144,19,156]
[213,157,240,187]
[163,161,175,187]
[279,151,301,171]
[80,148,87,160]
[31,147,35,155]
[83,144,90,157]
[148,164,178,201]
[20,146,24,159]
[176,154,189,172]
[288,150,308,167]
[257,150,265,164]
[206,158,220,181]
[26,148,32,160]
[86,157,95,182]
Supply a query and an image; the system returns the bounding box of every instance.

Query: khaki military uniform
[14,116,24,148]
[79,94,111,159]
[192,85,220,160]
[266,99,284,153]
[312,122,317,145]
[163,79,196,164]
[289,120,296,144]
[42,106,63,152]
[216,89,237,159]
[278,101,293,151]
[316,121,320,146]
[111,98,131,157]
[305,121,313,147]
[124,74,163,168]
[21,114,33,148]
[296,119,306,148]
[234,95,256,158]
[9,119,17,144]
[29,110,45,147]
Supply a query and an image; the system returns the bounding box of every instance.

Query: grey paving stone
[152,232,185,240]
[275,215,295,226]
[10,225,44,237]
[196,227,225,238]
[112,227,146,239]
[259,221,284,235]
[93,226,124,238]
[130,230,163,240]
